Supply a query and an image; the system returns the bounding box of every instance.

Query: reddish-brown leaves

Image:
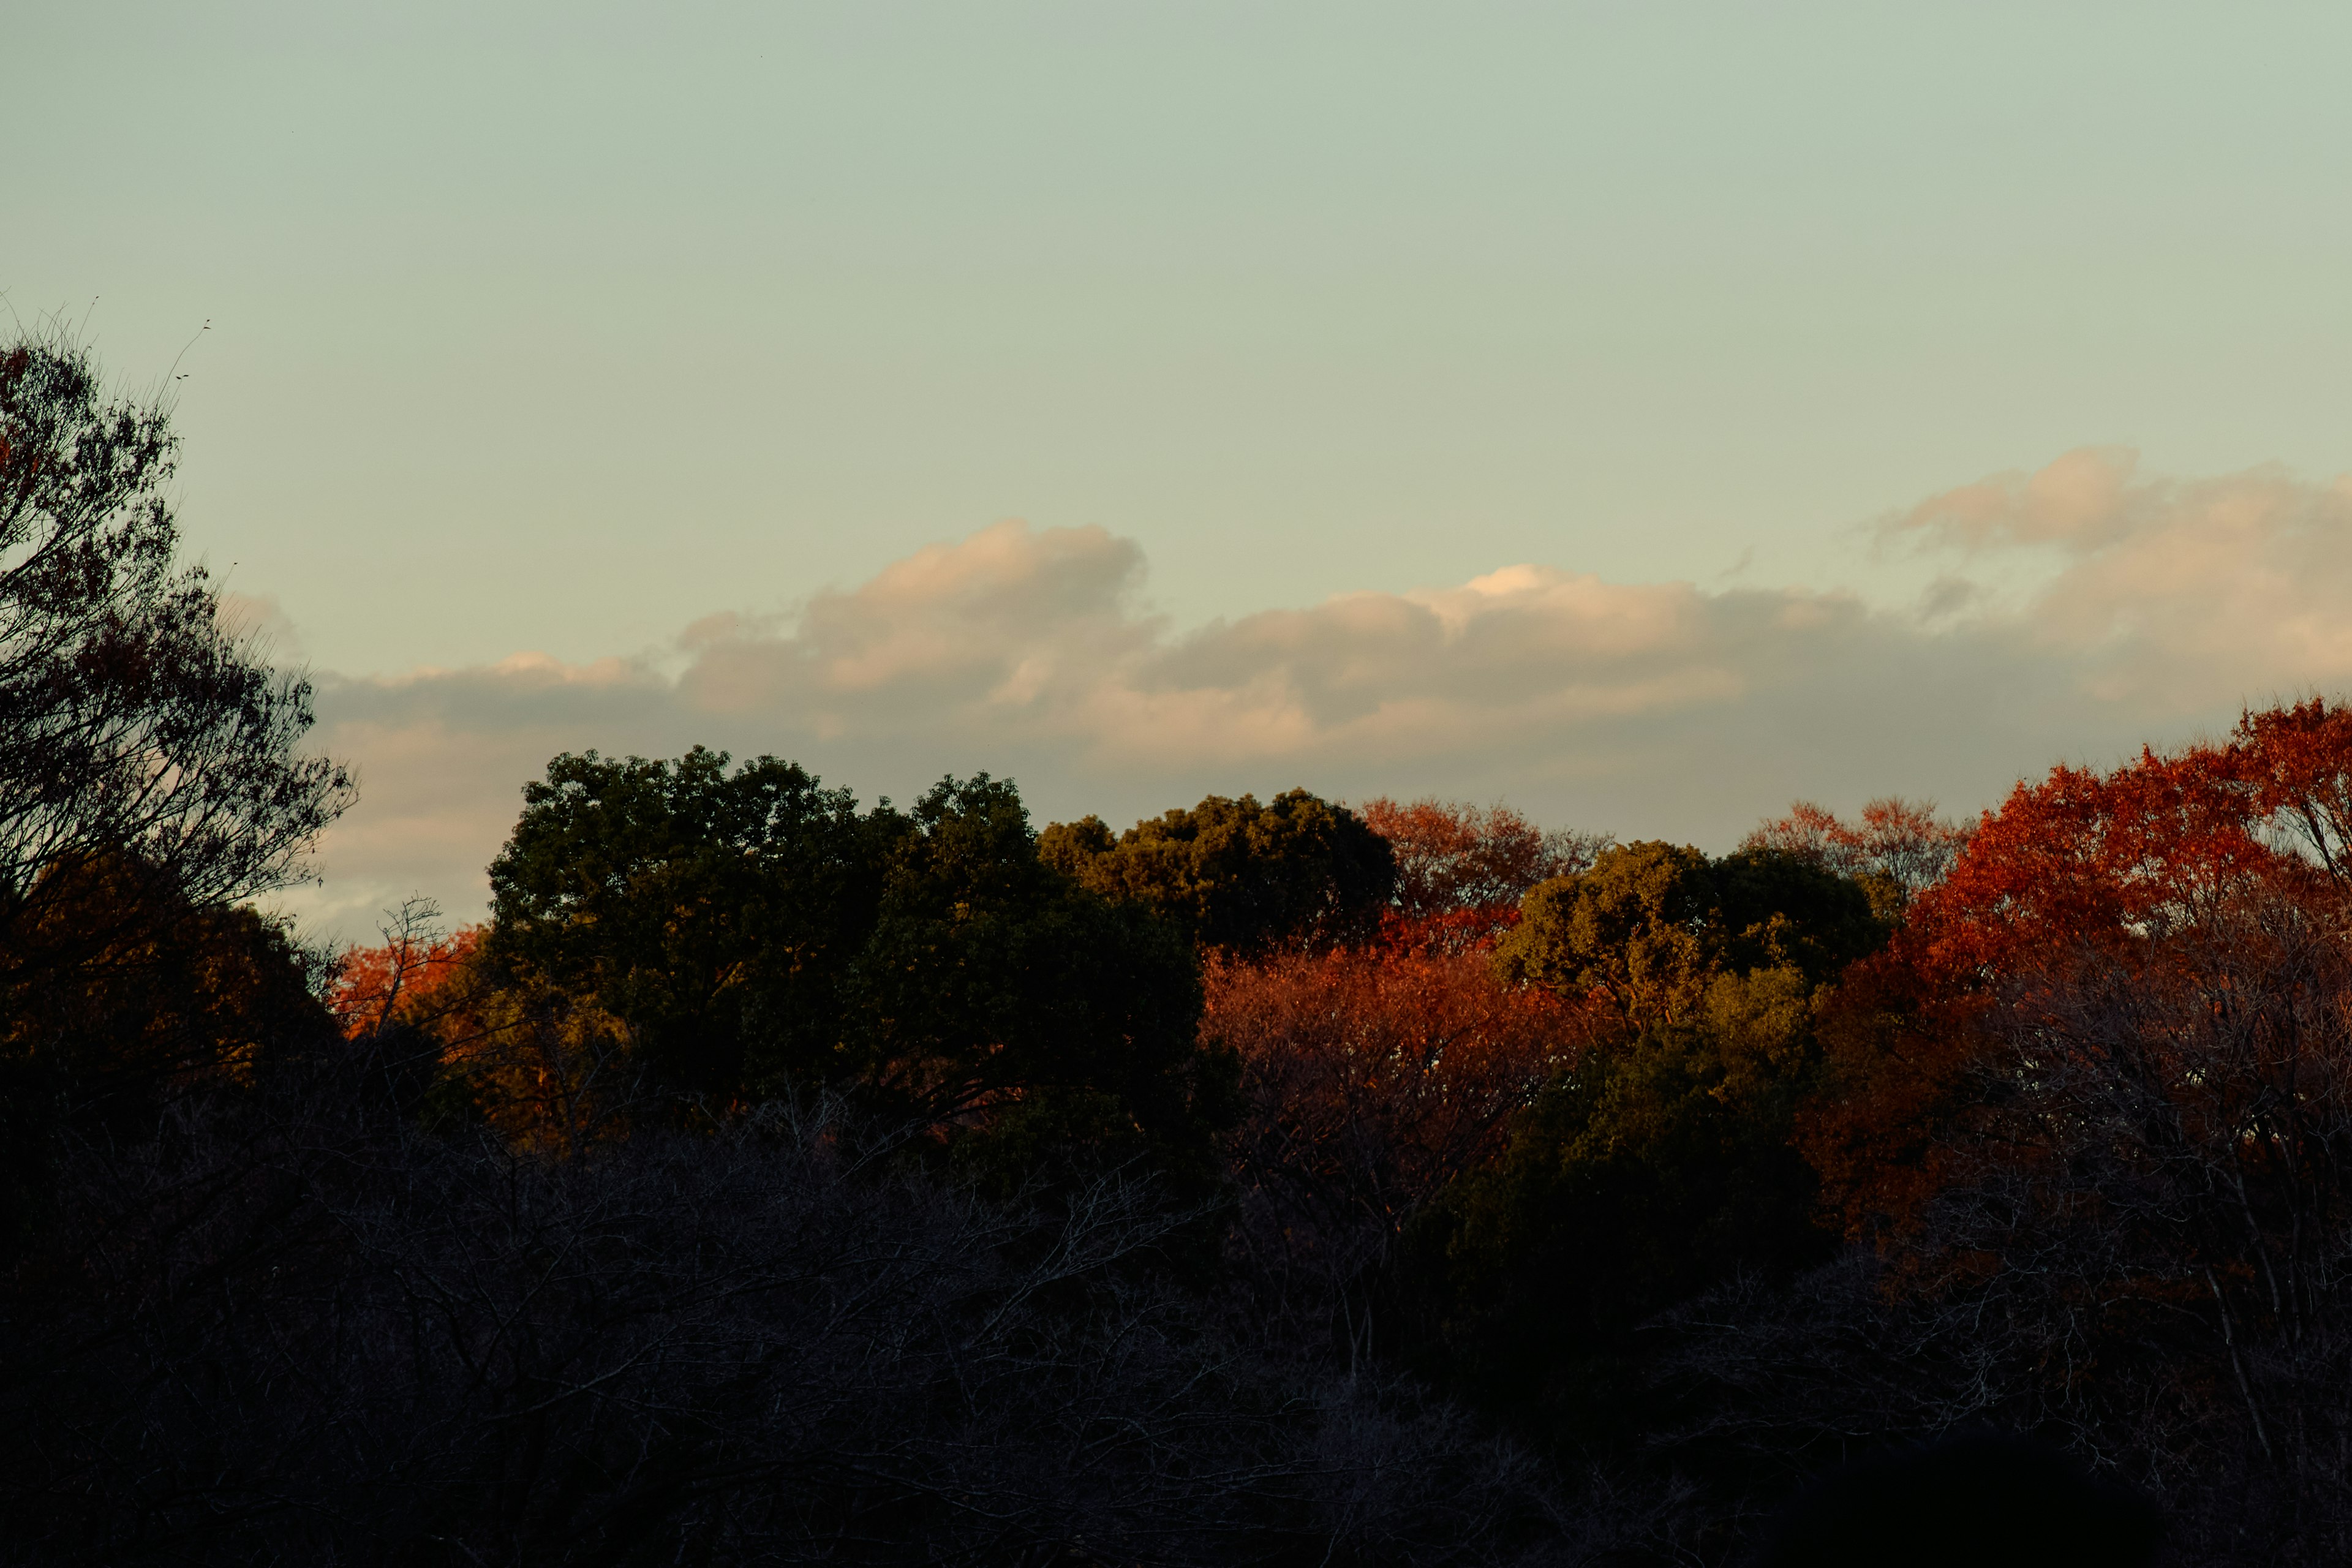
[1355,796,1606,952]
[1800,699,2352,1236]
[1207,941,1600,1251]
[1744,796,1971,904]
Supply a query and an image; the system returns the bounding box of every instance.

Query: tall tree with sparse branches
[0,328,352,937]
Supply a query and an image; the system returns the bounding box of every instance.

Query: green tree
[1406,843,1886,1455]
[1041,790,1395,951]
[848,775,1232,1189]
[484,754,1230,1182]
[1494,842,1882,1023]
[486,747,889,1101]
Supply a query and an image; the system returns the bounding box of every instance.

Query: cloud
[282,453,2352,941]
[676,521,1163,736]
[217,590,303,658]
[1887,448,2352,707]
[1891,446,2143,551]
[292,653,688,938]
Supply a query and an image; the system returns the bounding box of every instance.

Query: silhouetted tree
[485,747,888,1101]
[843,774,1232,1191]
[0,328,350,1251]
[484,754,1229,1185]
[0,328,352,946]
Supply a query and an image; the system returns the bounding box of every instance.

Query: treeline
[7,330,2328,1563]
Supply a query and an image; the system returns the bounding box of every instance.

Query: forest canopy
[7,331,2318,1566]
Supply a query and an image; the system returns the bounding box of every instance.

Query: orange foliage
[1800,699,2352,1234]
[332,921,483,1041]
[334,920,635,1153]
[1356,796,1605,951]
[2234,694,2352,876]
[1207,942,1600,1254]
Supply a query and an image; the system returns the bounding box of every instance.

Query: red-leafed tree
[2234,695,2352,875]
[331,900,482,1043]
[331,900,641,1152]
[1799,739,2295,1231]
[1355,797,1608,951]
[1774,700,2352,1541]
[1743,796,1971,917]
[1204,940,1598,1353]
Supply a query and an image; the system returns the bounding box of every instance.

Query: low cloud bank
[285,451,2352,941]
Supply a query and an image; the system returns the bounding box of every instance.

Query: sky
[10,2,2352,937]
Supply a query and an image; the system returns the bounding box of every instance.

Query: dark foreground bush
[0,1036,1665,1567]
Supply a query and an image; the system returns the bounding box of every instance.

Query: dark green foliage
[1041,788,1396,951]
[1407,843,1885,1456]
[1711,846,1890,986]
[486,747,888,1098]
[845,775,1235,1191]
[1403,967,1836,1453]
[486,753,1230,1183]
[1493,842,1717,1021]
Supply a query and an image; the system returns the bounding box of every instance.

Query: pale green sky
[12,1,2352,677]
